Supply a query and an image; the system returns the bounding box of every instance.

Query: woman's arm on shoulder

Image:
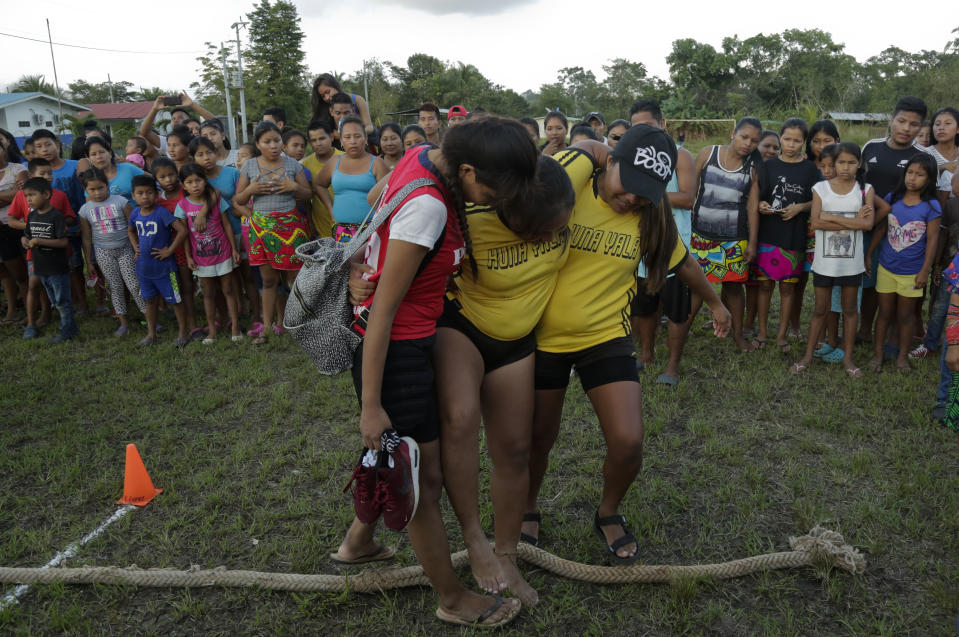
[355,95,374,135]
[567,140,609,167]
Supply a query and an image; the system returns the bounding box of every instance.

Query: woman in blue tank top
[315,116,389,241]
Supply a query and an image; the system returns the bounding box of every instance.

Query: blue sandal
[823,348,845,364]
[813,344,834,358]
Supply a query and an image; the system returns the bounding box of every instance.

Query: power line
[0,30,203,55]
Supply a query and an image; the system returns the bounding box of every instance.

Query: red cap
[447,105,467,119]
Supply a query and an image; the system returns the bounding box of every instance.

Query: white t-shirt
[928,146,956,195]
[387,194,446,248]
[0,163,27,223]
[811,181,872,278]
[360,194,447,282]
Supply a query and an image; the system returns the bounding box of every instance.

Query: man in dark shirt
[859,96,931,343]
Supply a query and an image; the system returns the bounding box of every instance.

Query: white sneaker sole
[400,436,421,521]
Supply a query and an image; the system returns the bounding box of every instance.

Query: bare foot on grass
[467,538,507,594]
[497,552,538,606]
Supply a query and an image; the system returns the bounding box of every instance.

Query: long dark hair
[84,136,116,166]
[179,162,219,212]
[607,156,679,294]
[0,128,24,164]
[831,141,865,189]
[505,154,574,241]
[931,107,959,147]
[440,117,538,277]
[733,117,763,169]
[889,153,939,204]
[806,120,841,161]
[311,73,342,130]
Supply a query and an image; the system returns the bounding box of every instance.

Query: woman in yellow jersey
[347,153,576,603]
[434,155,574,605]
[524,126,731,564]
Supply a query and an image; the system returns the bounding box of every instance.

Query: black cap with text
[610,124,677,205]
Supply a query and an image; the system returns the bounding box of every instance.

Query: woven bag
[284,178,436,375]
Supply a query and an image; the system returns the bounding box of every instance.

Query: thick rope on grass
[0,526,864,593]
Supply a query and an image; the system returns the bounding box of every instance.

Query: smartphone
[162,95,182,107]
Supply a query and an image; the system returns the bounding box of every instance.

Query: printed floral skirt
[690,235,749,283]
[753,243,802,283]
[249,209,308,271]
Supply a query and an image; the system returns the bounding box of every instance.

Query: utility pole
[107,74,114,103]
[363,59,369,105]
[231,18,249,143]
[45,19,64,141]
[220,44,236,149]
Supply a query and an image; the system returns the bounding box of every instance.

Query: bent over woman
[524,127,730,564]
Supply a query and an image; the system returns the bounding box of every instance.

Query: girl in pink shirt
[175,163,242,343]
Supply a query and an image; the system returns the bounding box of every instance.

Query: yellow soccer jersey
[537,148,687,353]
[301,149,342,238]
[450,203,569,340]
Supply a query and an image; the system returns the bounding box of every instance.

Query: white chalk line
[0,505,137,611]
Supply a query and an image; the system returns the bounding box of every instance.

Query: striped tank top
[691,145,754,241]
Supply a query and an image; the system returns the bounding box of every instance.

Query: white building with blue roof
[0,92,91,147]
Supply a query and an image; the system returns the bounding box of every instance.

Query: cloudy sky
[2,0,955,106]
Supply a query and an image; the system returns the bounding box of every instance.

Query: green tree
[556,66,600,116]
[482,86,529,118]
[667,39,736,115]
[131,87,175,102]
[62,112,97,138]
[598,58,670,120]
[67,79,135,104]
[191,42,238,116]
[342,59,398,124]
[8,74,55,95]
[245,0,310,125]
[387,53,448,108]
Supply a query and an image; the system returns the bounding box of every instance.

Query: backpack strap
[340,177,438,267]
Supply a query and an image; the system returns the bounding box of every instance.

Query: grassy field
[1,287,957,637]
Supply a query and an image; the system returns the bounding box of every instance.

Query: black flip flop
[593,511,640,565]
[520,512,541,548]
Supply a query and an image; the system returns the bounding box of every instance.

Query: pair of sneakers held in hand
[343,430,420,531]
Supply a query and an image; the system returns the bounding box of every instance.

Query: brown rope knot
[788,525,866,575]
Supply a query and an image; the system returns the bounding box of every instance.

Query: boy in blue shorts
[21,178,76,344]
[127,174,190,346]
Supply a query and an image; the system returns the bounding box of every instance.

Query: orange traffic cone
[117,443,162,506]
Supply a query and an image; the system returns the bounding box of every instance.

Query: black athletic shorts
[812,272,862,288]
[0,226,23,261]
[437,297,536,373]
[535,336,638,392]
[351,335,439,444]
[630,275,691,324]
